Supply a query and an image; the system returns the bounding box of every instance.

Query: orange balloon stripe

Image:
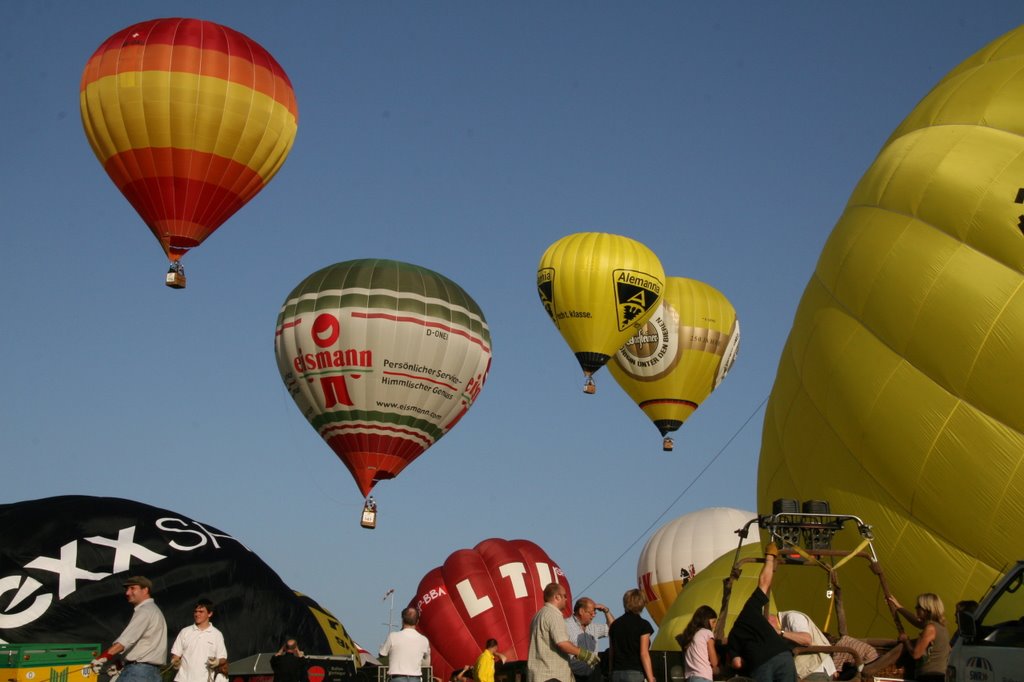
[81,43,297,119]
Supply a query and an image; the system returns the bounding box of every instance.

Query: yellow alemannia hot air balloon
[537,232,665,393]
[759,25,1024,636]
[608,277,740,450]
[80,18,298,288]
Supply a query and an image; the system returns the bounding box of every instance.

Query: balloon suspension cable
[582,374,596,395]
[574,394,770,595]
[662,436,674,452]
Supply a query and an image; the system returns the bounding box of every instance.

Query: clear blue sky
[2,1,1020,652]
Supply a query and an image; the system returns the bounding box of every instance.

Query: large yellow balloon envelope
[609,277,740,450]
[537,232,665,392]
[759,25,1024,636]
[80,18,299,287]
[637,507,756,625]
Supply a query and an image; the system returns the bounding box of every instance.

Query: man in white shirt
[379,608,431,682]
[778,610,836,681]
[171,599,229,682]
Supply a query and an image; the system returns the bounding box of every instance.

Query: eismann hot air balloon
[759,25,1024,636]
[636,507,756,625]
[80,18,299,288]
[608,277,740,450]
[274,260,491,517]
[537,232,665,393]
[411,538,571,682]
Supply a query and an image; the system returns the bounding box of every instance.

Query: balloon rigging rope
[576,393,770,595]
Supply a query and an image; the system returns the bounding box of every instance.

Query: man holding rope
[91,576,169,682]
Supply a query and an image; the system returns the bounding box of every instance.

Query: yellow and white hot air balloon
[609,277,740,450]
[637,507,756,625]
[537,232,665,393]
[759,25,1024,635]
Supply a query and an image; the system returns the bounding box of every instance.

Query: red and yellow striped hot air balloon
[80,18,299,288]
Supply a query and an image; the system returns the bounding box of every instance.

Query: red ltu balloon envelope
[410,538,572,681]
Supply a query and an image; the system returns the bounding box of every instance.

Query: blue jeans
[611,671,644,682]
[751,651,796,682]
[118,663,162,682]
[687,678,713,682]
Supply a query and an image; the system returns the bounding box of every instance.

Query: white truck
[947,560,1024,682]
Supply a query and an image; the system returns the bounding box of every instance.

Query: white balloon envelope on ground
[637,506,756,625]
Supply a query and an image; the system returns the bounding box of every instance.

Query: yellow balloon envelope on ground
[651,542,773,651]
[759,25,1024,636]
[609,277,740,450]
[537,232,665,392]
